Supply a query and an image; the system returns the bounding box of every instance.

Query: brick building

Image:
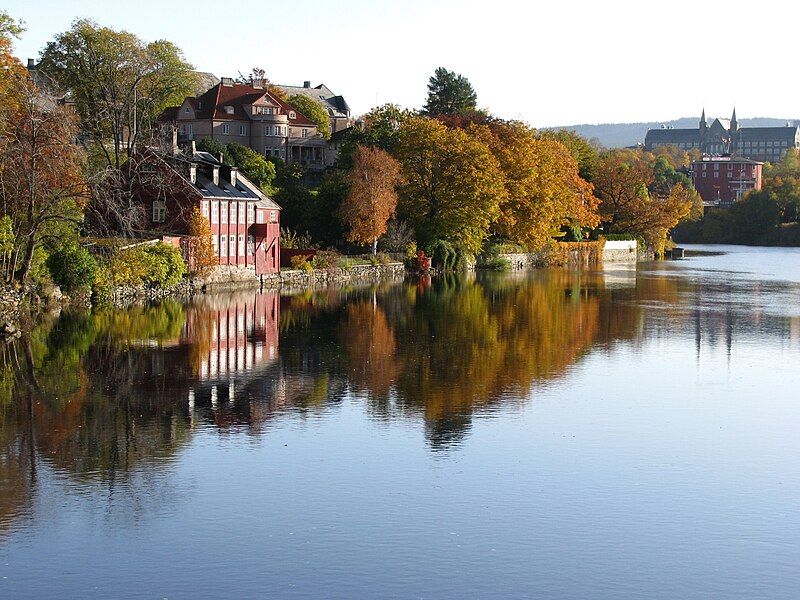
[645,108,800,163]
[692,155,763,207]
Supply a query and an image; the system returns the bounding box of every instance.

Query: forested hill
[544,117,800,149]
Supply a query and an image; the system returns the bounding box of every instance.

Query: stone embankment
[109,262,406,305]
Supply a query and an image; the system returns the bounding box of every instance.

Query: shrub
[107,242,186,289]
[46,243,98,292]
[280,228,316,249]
[290,255,313,273]
[140,243,186,287]
[311,250,340,270]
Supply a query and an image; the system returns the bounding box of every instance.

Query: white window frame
[247,204,254,223]
[230,204,237,224]
[221,203,228,223]
[256,210,265,224]
[220,235,227,257]
[239,203,246,223]
[211,201,219,224]
[222,124,230,135]
[238,235,245,256]
[239,124,247,136]
[152,201,166,223]
[229,236,236,255]
[269,210,277,223]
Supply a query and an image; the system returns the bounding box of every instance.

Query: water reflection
[1,264,799,537]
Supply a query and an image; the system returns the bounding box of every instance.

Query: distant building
[692,155,763,207]
[159,78,328,170]
[275,81,352,134]
[645,109,800,163]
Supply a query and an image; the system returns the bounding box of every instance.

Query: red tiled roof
[192,82,316,127]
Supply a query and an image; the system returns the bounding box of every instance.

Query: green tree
[287,94,330,139]
[395,117,504,256]
[337,104,415,167]
[423,67,478,116]
[224,143,276,190]
[731,190,780,243]
[196,137,228,163]
[38,19,196,169]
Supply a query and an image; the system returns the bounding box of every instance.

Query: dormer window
[289,111,296,119]
[225,106,234,115]
[184,107,190,113]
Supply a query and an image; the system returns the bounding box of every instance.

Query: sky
[4,0,800,127]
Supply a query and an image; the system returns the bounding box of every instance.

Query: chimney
[189,164,197,184]
[27,58,35,69]
[212,165,220,186]
[303,81,311,88]
[230,167,238,187]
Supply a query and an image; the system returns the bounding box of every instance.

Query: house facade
[645,109,800,163]
[691,155,763,207]
[131,146,281,274]
[160,78,328,170]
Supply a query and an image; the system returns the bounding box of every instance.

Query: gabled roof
[645,128,701,143]
[171,82,317,127]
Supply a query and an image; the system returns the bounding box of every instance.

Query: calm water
[1,245,799,599]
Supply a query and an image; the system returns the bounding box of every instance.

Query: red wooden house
[130,147,281,274]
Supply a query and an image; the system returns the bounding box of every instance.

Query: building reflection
[2,268,800,533]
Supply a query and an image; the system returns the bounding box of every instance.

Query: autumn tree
[287,94,330,139]
[339,146,402,254]
[473,121,599,248]
[37,19,196,170]
[187,207,216,275]
[594,150,694,253]
[0,75,87,282]
[395,117,504,256]
[539,129,600,182]
[423,67,478,116]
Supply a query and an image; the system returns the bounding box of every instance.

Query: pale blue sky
[5,0,799,126]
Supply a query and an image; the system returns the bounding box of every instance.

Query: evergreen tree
[423,67,477,116]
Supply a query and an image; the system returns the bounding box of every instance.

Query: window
[187,123,193,135]
[184,106,190,113]
[229,236,236,255]
[264,125,271,136]
[276,126,282,136]
[247,204,254,223]
[223,124,230,135]
[211,201,219,223]
[221,203,228,223]
[224,106,234,115]
[248,235,255,255]
[239,125,247,136]
[239,203,246,222]
[702,171,706,178]
[256,210,265,224]
[152,201,166,223]
[201,201,209,216]
[270,210,277,223]
[238,235,245,256]
[230,204,237,224]
[220,235,227,257]
[727,171,732,178]
[289,111,296,119]
[302,128,308,138]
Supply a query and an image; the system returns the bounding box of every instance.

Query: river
[1,245,799,599]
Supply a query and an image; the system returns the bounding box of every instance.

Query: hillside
[544,117,800,149]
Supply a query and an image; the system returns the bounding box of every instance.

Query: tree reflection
[1,267,797,533]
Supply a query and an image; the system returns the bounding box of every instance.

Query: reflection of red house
[131,147,281,274]
[187,292,280,382]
